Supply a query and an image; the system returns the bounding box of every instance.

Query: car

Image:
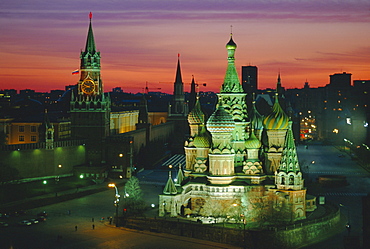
[19,220,32,226]
[29,219,39,224]
[0,221,9,227]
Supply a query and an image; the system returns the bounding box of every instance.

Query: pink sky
[1,0,370,94]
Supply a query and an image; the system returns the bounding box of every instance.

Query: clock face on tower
[81,79,96,94]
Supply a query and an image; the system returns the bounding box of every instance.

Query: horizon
[1,0,370,94]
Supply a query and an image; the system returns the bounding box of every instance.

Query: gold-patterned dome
[206,105,235,133]
[245,129,261,149]
[188,97,204,125]
[263,94,289,130]
[193,126,212,148]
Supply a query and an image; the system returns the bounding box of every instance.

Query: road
[297,144,369,248]
[0,181,238,249]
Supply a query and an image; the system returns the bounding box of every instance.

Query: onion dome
[193,125,212,148]
[226,34,237,50]
[263,93,289,130]
[250,100,264,131]
[245,129,261,149]
[206,104,235,134]
[188,97,204,125]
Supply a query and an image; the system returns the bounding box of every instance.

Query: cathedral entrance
[183,197,205,216]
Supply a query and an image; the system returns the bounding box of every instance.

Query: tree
[122,177,146,215]
[124,176,143,200]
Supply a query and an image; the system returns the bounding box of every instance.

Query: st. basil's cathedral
[159,34,317,226]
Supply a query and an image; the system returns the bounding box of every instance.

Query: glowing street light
[108,183,120,227]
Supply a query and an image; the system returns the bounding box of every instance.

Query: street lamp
[339,204,351,235]
[108,183,120,227]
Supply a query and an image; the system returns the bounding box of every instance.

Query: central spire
[221,33,243,93]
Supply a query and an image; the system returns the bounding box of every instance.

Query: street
[0,186,237,249]
[298,144,369,248]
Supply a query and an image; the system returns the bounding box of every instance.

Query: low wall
[122,204,341,249]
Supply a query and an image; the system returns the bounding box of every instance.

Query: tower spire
[175,53,183,85]
[170,54,185,114]
[189,75,196,111]
[85,12,96,54]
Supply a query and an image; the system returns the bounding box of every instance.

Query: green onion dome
[250,100,264,130]
[263,94,289,130]
[188,97,204,125]
[206,105,235,134]
[245,129,261,149]
[193,126,212,148]
[226,35,237,50]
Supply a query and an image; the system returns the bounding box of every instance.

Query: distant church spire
[189,75,196,111]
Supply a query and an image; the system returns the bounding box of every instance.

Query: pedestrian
[92,217,94,222]
[75,225,78,231]
[92,224,95,230]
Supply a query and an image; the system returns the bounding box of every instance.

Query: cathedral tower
[218,34,249,167]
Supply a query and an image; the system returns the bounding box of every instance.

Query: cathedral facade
[159,34,315,226]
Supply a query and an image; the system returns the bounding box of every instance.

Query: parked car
[0,221,9,227]
[19,220,32,226]
[29,219,39,224]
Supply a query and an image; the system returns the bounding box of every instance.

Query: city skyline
[1,0,370,94]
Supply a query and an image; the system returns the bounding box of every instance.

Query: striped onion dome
[263,94,289,130]
[250,100,264,130]
[245,129,261,149]
[188,97,204,125]
[193,125,212,148]
[206,105,235,134]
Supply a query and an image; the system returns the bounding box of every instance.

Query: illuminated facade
[159,34,314,225]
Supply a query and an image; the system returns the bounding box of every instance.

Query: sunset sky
[1,0,370,94]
